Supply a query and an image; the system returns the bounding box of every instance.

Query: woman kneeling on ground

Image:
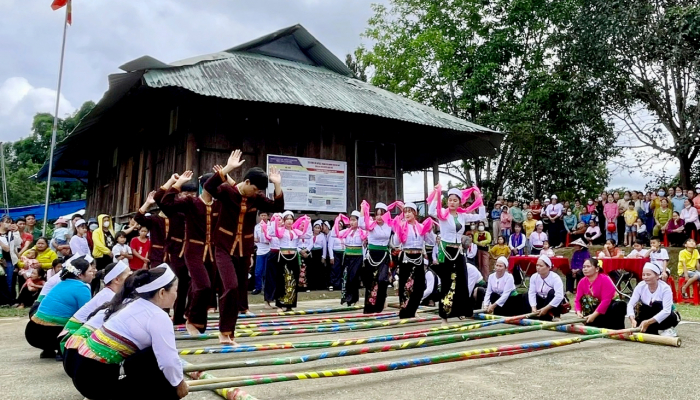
[483,257,528,316]
[626,262,681,337]
[24,255,94,360]
[528,255,568,321]
[575,258,627,329]
[72,265,187,400]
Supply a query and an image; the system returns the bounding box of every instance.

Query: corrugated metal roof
[144,52,498,136]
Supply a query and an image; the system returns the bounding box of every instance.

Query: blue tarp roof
[3,200,86,221]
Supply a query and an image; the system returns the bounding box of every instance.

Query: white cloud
[0,77,74,142]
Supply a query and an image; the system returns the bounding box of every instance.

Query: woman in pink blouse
[575,258,627,329]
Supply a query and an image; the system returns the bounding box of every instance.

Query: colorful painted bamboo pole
[176,315,442,340]
[181,359,257,400]
[213,305,364,320]
[178,314,533,355]
[472,314,682,347]
[178,313,400,331]
[187,328,640,391]
[183,318,584,372]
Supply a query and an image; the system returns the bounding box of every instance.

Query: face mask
[696,189,700,194]
[658,191,665,197]
[470,225,476,230]
[677,192,682,197]
[103,221,110,228]
[588,201,593,205]
[478,226,485,231]
[89,224,98,231]
[624,196,629,200]
[566,211,572,215]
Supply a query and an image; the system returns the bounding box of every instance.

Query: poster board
[266,154,347,212]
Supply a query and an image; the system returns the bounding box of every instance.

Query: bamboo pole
[213,305,364,320]
[182,360,257,400]
[184,319,585,372]
[179,313,400,331]
[178,313,534,355]
[177,315,443,340]
[472,314,682,347]
[187,328,640,391]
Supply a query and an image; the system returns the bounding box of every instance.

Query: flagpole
[0,142,9,215]
[42,4,69,235]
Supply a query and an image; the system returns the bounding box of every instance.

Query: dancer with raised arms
[269,212,311,311]
[336,211,367,307]
[359,200,398,313]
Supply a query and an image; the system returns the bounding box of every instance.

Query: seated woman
[570,221,587,243]
[24,255,94,360]
[567,239,591,295]
[59,261,132,353]
[666,211,686,247]
[584,219,604,246]
[575,258,627,329]
[597,239,623,258]
[483,257,528,316]
[63,269,139,378]
[16,267,46,308]
[626,262,680,337]
[466,262,486,309]
[72,265,188,400]
[528,255,568,321]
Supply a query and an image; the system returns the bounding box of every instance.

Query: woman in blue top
[25,255,94,360]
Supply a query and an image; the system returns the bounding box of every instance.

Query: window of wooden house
[355,140,397,209]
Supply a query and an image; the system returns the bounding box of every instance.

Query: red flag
[51,0,72,25]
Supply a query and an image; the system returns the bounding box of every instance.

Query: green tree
[360,0,617,202]
[2,101,95,208]
[564,0,700,188]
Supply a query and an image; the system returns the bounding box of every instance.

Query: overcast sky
[0,0,665,200]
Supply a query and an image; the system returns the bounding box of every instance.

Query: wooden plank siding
[84,99,403,222]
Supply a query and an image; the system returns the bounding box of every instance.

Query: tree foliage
[359,0,618,203]
[564,0,700,187]
[1,101,94,208]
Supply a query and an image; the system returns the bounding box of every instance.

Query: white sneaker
[658,327,678,337]
[328,286,334,291]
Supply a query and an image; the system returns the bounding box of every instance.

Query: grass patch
[676,304,700,322]
[0,306,29,319]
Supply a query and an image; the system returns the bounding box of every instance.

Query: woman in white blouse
[337,211,367,307]
[428,185,486,324]
[271,212,311,311]
[626,262,680,337]
[359,201,394,314]
[72,265,187,400]
[528,255,568,321]
[483,257,527,316]
[529,221,548,255]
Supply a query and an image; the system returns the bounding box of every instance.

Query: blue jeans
[4,261,13,295]
[606,229,618,244]
[254,254,268,291]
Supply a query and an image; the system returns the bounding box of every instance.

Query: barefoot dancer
[427,184,486,324]
[271,212,311,311]
[159,172,219,340]
[337,212,367,307]
[359,201,397,314]
[204,150,284,344]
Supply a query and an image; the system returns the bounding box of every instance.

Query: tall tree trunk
[678,154,692,189]
[423,170,429,200]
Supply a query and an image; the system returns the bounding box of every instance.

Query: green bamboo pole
[210,305,365,320]
[187,328,640,391]
[181,359,257,400]
[183,318,584,372]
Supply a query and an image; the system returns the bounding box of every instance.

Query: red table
[600,257,649,278]
[508,256,571,280]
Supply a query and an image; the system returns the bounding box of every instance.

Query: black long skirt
[398,254,426,319]
[121,347,180,400]
[634,301,680,335]
[362,249,391,314]
[72,355,121,400]
[586,300,627,330]
[25,320,62,354]
[330,251,344,290]
[308,249,325,290]
[436,247,472,320]
[275,254,299,309]
[63,348,79,378]
[533,289,569,321]
[341,255,363,306]
[264,251,278,302]
[488,292,529,317]
[421,267,441,306]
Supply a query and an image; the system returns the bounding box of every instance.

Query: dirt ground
[1,296,698,400]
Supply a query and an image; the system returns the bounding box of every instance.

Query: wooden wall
[85,94,403,221]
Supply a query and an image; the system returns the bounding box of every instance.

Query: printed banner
[267,154,347,213]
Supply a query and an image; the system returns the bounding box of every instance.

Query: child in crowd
[603,195,619,243]
[624,202,638,247]
[50,218,70,253]
[626,239,649,258]
[489,236,510,260]
[635,217,649,245]
[508,224,527,256]
[500,206,512,238]
[678,238,700,298]
[648,236,671,281]
[540,240,555,258]
[19,249,40,279]
[16,267,46,308]
[46,258,63,280]
[111,232,132,264]
[598,239,623,258]
[129,226,151,270]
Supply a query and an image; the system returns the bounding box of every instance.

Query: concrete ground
[2,296,698,400]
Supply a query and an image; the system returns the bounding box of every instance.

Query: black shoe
[55,354,63,362]
[252,289,261,295]
[39,350,55,359]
